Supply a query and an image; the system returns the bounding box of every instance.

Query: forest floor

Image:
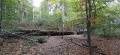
[0,35,120,55]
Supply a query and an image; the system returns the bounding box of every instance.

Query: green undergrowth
[91,28,120,37]
[30,36,50,44]
[0,42,3,47]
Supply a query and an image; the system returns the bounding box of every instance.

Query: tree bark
[62,0,65,39]
[92,0,96,18]
[0,0,3,32]
[33,8,35,22]
[103,25,106,36]
[86,0,93,55]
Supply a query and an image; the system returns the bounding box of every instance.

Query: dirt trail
[27,36,65,55]
[26,36,89,55]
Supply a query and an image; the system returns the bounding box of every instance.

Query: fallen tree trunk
[15,30,85,36]
[64,39,107,55]
[1,29,35,41]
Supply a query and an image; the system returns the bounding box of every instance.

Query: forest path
[26,35,90,55]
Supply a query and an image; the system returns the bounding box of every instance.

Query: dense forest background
[1,0,120,37]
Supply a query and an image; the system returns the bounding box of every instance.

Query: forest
[0,0,120,55]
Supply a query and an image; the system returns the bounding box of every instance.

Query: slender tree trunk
[22,12,24,22]
[103,25,106,36]
[108,16,111,35]
[20,1,23,22]
[5,5,6,17]
[40,8,41,19]
[86,0,88,37]
[86,0,93,55]
[79,24,80,34]
[83,23,86,37]
[92,0,96,18]
[26,8,28,20]
[33,8,35,22]
[62,0,65,39]
[0,0,3,32]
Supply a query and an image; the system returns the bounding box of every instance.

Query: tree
[62,0,65,39]
[0,0,3,32]
[87,0,93,55]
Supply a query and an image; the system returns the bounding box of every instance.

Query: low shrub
[0,42,3,47]
[30,36,48,44]
[37,36,48,44]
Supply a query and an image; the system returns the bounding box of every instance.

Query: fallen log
[64,39,107,55]
[15,30,84,36]
[82,44,97,49]
[1,29,35,41]
[16,30,74,36]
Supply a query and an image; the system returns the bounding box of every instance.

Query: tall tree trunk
[103,25,106,36]
[108,16,111,35]
[26,8,28,20]
[92,0,96,18]
[22,12,24,22]
[78,24,80,34]
[83,23,86,37]
[86,0,93,55]
[40,8,41,19]
[33,8,35,22]
[5,5,6,17]
[0,0,3,32]
[62,0,65,39]
[20,1,23,22]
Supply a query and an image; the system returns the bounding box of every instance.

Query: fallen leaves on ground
[0,35,120,55]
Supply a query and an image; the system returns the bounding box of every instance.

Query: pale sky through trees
[33,0,43,7]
